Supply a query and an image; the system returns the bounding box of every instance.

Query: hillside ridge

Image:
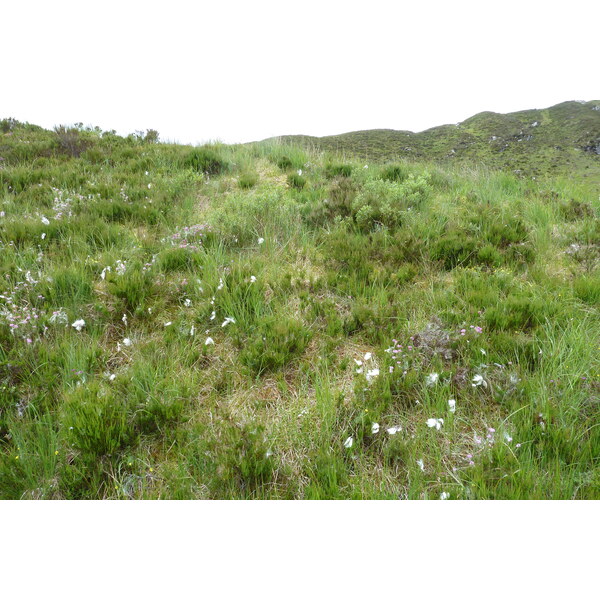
[261,100,600,184]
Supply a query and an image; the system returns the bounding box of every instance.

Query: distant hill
[263,100,600,184]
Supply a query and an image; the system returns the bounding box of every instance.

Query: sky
[2,0,598,145]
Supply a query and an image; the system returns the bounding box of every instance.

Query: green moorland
[271,100,600,188]
[0,116,598,499]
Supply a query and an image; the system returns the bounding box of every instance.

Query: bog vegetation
[0,118,598,499]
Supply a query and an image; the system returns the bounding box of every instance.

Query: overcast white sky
[2,0,598,145]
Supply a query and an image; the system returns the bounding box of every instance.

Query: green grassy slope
[0,118,598,499]
[267,100,600,186]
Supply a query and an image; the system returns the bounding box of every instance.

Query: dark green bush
[484,296,549,331]
[240,316,312,375]
[62,385,136,459]
[287,173,306,189]
[184,148,228,175]
[108,263,156,313]
[485,219,529,248]
[158,248,204,272]
[238,172,258,189]
[432,232,479,269]
[381,164,409,182]
[325,164,353,178]
[43,268,93,306]
[573,275,600,304]
[276,156,293,170]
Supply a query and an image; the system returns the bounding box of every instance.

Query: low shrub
[240,316,312,375]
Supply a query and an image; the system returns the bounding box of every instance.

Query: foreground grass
[0,121,598,499]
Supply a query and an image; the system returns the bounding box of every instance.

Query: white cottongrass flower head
[100,266,111,280]
[71,319,85,331]
[472,374,487,388]
[184,298,192,307]
[164,322,172,327]
[123,337,133,347]
[416,458,425,472]
[371,422,380,434]
[49,308,68,325]
[115,260,126,275]
[426,372,439,386]
[249,275,256,283]
[426,417,444,430]
[205,337,215,346]
[343,436,353,449]
[387,426,401,435]
[258,237,265,245]
[448,399,456,413]
[221,317,235,327]
[41,216,50,225]
[365,368,379,384]
[440,492,450,500]
[363,352,372,361]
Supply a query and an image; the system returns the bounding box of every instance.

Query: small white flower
[0,211,4,217]
[109,374,116,381]
[472,374,487,388]
[100,266,111,280]
[184,298,192,307]
[364,352,372,361]
[145,171,149,176]
[371,422,380,434]
[387,426,401,435]
[49,309,68,325]
[41,216,50,225]
[343,436,353,449]
[354,359,363,366]
[147,183,152,189]
[210,310,216,321]
[297,169,302,176]
[115,260,126,275]
[41,233,46,240]
[205,337,215,345]
[426,372,439,386]
[416,459,425,472]
[122,314,128,326]
[363,165,368,169]
[480,348,487,355]
[221,317,235,327]
[190,325,195,336]
[258,237,265,245]
[503,432,513,443]
[365,368,379,383]
[426,417,444,430]
[217,278,224,291]
[440,492,450,500]
[123,337,133,347]
[249,275,256,283]
[164,322,172,327]
[265,450,273,458]
[448,399,456,413]
[71,319,85,331]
